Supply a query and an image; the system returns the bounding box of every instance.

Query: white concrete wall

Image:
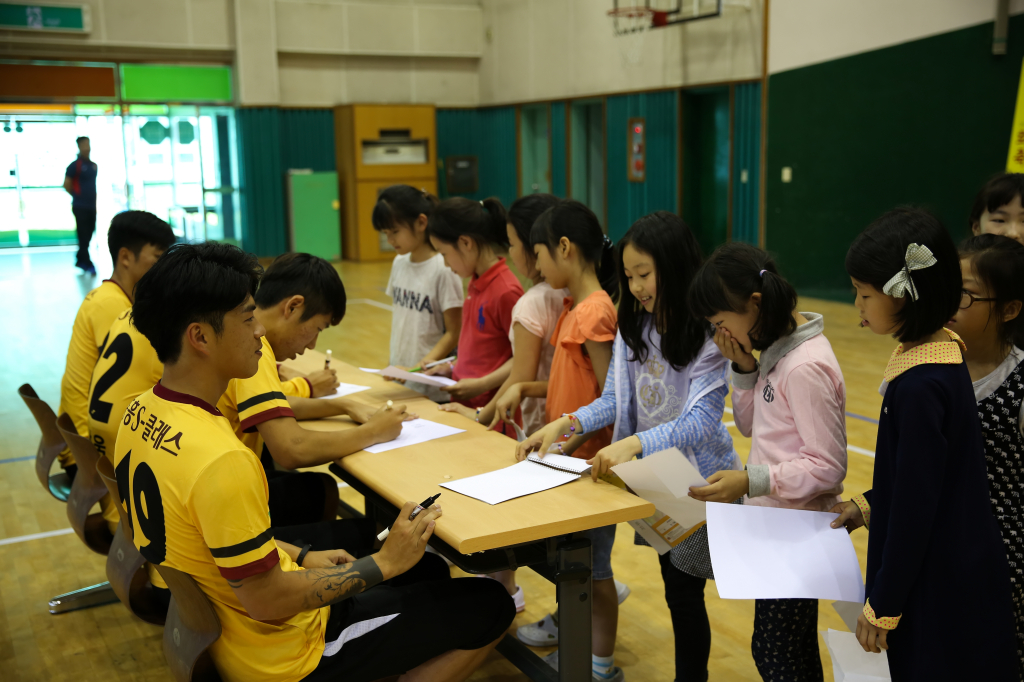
[477,0,764,105]
[0,0,484,106]
[769,0,1024,74]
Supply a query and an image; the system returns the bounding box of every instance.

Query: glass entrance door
[123,105,238,245]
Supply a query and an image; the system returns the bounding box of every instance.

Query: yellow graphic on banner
[1008,57,1024,172]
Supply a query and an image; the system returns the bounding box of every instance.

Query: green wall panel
[121,64,232,103]
[606,91,679,243]
[551,101,568,197]
[238,108,335,257]
[437,107,518,207]
[766,15,1024,300]
[732,82,761,245]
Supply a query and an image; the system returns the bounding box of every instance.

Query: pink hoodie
[733,313,847,512]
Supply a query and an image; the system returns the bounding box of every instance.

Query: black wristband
[296,543,312,568]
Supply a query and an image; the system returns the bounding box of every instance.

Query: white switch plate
[740,169,749,184]
[782,167,792,183]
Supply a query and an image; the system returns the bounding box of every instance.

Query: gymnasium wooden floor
[0,248,889,681]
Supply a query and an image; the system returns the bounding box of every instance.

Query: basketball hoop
[607,3,664,66]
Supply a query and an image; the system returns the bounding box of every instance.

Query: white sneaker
[543,651,625,682]
[511,584,525,613]
[516,581,630,648]
[615,579,631,604]
[516,612,560,647]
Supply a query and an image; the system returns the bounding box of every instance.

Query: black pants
[267,469,333,527]
[303,560,514,681]
[752,598,823,682]
[659,553,711,682]
[72,206,96,268]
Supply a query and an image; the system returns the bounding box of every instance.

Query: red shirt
[453,258,523,409]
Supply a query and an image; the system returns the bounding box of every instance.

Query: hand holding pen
[372,498,442,580]
[377,493,441,541]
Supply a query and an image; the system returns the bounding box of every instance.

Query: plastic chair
[17,383,72,501]
[96,455,168,625]
[155,564,223,682]
[46,413,118,614]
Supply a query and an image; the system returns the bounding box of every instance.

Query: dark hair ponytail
[427,196,509,249]
[960,233,1024,349]
[618,212,707,368]
[688,242,797,351]
[371,185,439,232]
[530,200,619,302]
[508,193,560,245]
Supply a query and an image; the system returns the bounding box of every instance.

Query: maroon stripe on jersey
[217,547,280,581]
[240,406,296,433]
[101,278,132,303]
[154,381,224,416]
[302,378,313,396]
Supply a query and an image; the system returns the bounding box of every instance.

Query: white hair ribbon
[882,243,937,301]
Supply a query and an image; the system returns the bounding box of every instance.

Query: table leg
[555,537,592,682]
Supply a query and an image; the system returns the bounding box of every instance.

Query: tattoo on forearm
[301,556,383,609]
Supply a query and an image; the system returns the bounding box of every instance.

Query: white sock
[592,653,615,679]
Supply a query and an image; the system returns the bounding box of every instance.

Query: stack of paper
[364,418,465,454]
[821,629,891,681]
[360,366,457,388]
[315,383,371,400]
[440,459,582,505]
[609,448,709,552]
[706,503,864,602]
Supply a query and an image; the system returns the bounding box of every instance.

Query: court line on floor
[0,528,74,547]
[0,455,36,465]
[349,298,393,312]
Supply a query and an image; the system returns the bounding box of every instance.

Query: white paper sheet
[832,600,865,633]
[440,460,581,505]
[611,448,709,532]
[527,452,592,474]
[821,629,891,682]
[513,422,526,443]
[314,383,371,400]
[360,366,457,388]
[363,418,465,454]
[706,503,865,602]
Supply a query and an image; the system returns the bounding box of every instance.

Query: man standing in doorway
[64,136,98,275]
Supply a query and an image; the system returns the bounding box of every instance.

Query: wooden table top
[283,350,655,554]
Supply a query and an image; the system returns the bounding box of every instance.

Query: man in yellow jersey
[217,253,411,526]
[57,211,174,477]
[117,242,513,682]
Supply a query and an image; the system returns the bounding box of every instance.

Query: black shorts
[302,566,514,682]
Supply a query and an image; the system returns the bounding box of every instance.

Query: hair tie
[759,269,767,277]
[883,243,937,301]
[603,235,614,248]
[480,200,485,206]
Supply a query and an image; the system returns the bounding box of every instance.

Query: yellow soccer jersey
[280,374,311,398]
[114,384,327,682]
[58,279,132,464]
[88,308,163,532]
[217,336,295,457]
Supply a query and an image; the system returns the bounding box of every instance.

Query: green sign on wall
[0,3,89,32]
[121,64,233,104]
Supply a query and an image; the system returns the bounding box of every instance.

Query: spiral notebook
[440,453,591,505]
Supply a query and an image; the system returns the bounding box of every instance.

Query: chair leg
[48,581,118,614]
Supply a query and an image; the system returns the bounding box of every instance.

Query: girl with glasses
[948,233,1024,678]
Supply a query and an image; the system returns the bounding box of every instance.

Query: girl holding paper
[518,212,740,682]
[686,242,847,682]
[831,209,1017,681]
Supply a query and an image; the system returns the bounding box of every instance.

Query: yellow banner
[1008,57,1024,172]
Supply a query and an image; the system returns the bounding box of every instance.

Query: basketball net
[607,2,663,66]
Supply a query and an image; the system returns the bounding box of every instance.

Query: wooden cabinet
[334,104,437,261]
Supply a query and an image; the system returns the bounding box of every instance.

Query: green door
[681,88,731,256]
[288,171,341,261]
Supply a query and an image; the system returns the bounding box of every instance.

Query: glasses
[960,290,999,310]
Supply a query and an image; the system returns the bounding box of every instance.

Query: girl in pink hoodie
[687,242,848,682]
